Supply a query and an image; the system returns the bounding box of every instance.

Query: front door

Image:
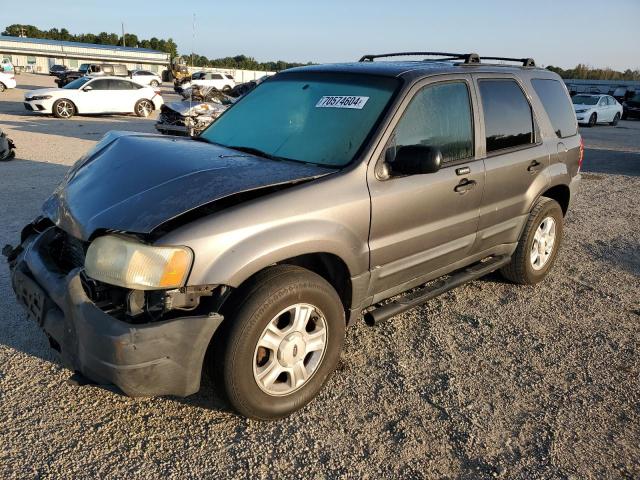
[367,77,485,300]
[76,78,111,113]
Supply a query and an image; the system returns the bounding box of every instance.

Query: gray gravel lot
[0,74,638,479]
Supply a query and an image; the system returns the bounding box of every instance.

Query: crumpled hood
[42,131,334,240]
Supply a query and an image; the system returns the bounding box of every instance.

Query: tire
[500,197,564,285]
[52,99,76,119]
[150,80,159,88]
[0,82,5,92]
[134,99,154,117]
[222,85,232,93]
[218,265,345,420]
[621,112,627,120]
[610,113,620,126]
[586,113,597,127]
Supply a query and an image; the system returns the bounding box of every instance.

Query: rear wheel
[610,113,620,126]
[52,99,76,119]
[218,265,345,420]
[500,197,564,285]
[587,113,597,127]
[134,99,154,117]
[150,80,159,87]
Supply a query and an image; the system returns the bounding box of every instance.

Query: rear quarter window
[531,79,577,138]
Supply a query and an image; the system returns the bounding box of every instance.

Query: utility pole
[121,22,126,47]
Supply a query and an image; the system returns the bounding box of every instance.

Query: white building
[0,35,169,73]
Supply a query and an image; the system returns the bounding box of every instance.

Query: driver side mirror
[83,86,93,92]
[390,145,442,176]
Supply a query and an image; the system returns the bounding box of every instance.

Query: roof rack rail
[358,52,536,67]
[480,56,536,67]
[359,52,480,64]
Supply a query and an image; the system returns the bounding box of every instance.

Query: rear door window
[394,81,474,164]
[478,79,534,153]
[531,79,577,138]
[89,79,110,90]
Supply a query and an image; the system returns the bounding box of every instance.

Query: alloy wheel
[530,216,556,270]
[253,303,328,396]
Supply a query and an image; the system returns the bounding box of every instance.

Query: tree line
[1,24,310,71]
[546,64,640,81]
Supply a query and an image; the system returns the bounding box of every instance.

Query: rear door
[367,75,485,299]
[109,79,141,112]
[471,74,550,252]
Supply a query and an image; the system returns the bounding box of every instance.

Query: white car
[130,70,162,87]
[572,94,623,127]
[190,71,235,92]
[24,76,164,119]
[0,71,17,92]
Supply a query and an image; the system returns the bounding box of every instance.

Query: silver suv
[5,52,581,420]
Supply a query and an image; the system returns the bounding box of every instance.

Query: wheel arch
[541,184,570,216]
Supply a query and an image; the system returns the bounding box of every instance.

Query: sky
[1,0,639,70]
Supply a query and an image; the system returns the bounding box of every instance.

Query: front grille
[45,228,87,274]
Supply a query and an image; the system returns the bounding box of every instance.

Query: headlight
[29,95,53,101]
[85,235,193,290]
[575,109,588,113]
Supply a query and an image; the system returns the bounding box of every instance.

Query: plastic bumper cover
[9,228,223,397]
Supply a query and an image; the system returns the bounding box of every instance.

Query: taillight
[578,137,584,171]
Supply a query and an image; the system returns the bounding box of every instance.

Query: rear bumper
[9,227,223,397]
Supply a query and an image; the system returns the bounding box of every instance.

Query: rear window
[478,79,534,153]
[531,79,577,138]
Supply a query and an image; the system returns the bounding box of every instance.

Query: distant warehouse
[0,35,170,73]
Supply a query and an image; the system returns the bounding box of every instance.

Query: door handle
[454,179,477,194]
[527,160,542,173]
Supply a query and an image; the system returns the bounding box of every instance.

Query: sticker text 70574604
[315,96,369,110]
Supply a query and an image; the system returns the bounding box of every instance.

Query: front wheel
[52,99,76,119]
[610,113,620,126]
[219,265,345,420]
[587,113,597,127]
[0,82,5,92]
[134,99,154,117]
[500,197,564,285]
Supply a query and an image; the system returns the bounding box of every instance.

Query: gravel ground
[0,74,638,479]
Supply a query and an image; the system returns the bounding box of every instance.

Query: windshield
[572,95,599,105]
[79,63,90,73]
[200,73,399,167]
[63,77,92,89]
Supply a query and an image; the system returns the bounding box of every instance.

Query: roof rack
[358,52,535,67]
[359,52,480,64]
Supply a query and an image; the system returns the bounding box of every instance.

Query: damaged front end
[0,127,16,161]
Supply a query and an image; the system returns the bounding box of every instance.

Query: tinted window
[212,74,223,79]
[109,80,135,90]
[531,79,577,138]
[394,82,473,163]
[479,80,534,153]
[572,95,599,105]
[89,79,110,90]
[225,74,234,80]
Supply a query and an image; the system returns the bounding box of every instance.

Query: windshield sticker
[316,96,369,109]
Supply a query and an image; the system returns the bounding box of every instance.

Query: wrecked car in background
[0,127,16,161]
[155,85,235,136]
[156,78,267,137]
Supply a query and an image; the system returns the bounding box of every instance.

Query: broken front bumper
[8,227,223,397]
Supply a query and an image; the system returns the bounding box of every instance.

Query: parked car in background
[0,71,17,92]
[1,58,14,73]
[622,93,640,120]
[0,127,16,161]
[55,70,84,87]
[80,63,128,77]
[24,76,163,119]
[572,94,622,127]
[190,71,236,92]
[130,70,162,87]
[49,64,68,76]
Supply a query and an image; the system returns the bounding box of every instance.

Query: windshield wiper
[227,145,284,161]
